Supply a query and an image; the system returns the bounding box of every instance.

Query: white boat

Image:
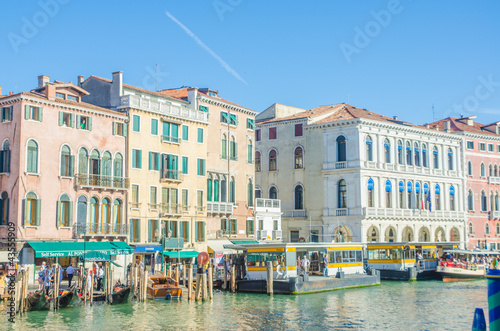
[436,249,495,281]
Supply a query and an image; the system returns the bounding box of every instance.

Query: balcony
[255,198,281,213]
[159,203,182,217]
[323,208,363,217]
[75,174,129,191]
[75,222,128,237]
[160,169,183,183]
[489,177,500,185]
[282,210,307,218]
[207,202,234,214]
[323,161,352,171]
[363,207,464,220]
[120,94,208,123]
[161,135,180,144]
[256,229,272,241]
[273,230,282,240]
[492,211,500,219]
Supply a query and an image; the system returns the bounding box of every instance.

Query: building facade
[0,76,129,282]
[256,103,467,245]
[428,116,500,250]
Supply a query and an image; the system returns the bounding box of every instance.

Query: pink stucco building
[0,76,129,281]
[429,116,500,250]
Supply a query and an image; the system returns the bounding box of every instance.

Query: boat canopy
[443,249,498,256]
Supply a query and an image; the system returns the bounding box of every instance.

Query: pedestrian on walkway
[301,255,310,274]
[97,266,104,291]
[323,255,329,277]
[66,264,75,287]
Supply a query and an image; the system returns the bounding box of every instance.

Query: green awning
[81,251,110,261]
[28,241,133,258]
[230,239,259,245]
[162,251,199,259]
[111,261,122,268]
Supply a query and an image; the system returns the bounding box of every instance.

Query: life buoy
[298,237,306,243]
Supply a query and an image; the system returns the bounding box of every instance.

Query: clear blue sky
[1,0,499,124]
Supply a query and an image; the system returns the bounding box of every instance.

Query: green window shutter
[59,111,64,126]
[76,115,81,129]
[69,155,75,176]
[202,159,205,175]
[148,220,152,242]
[182,157,188,174]
[182,126,189,141]
[130,221,134,242]
[222,139,227,158]
[180,222,184,239]
[68,201,73,225]
[138,219,141,241]
[199,105,208,113]
[70,113,75,128]
[248,144,252,163]
[88,117,92,131]
[151,119,158,135]
[186,222,190,241]
[123,123,128,137]
[132,151,136,168]
[202,222,205,241]
[172,124,179,139]
[156,153,161,171]
[195,222,199,242]
[207,179,212,201]
[149,152,153,170]
[138,150,142,169]
[56,201,61,227]
[24,105,29,119]
[235,142,238,157]
[38,107,43,122]
[197,128,203,143]
[35,199,41,226]
[113,122,117,135]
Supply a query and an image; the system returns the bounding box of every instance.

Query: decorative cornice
[456,130,500,142]
[199,95,257,116]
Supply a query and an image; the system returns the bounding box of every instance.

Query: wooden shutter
[68,201,73,226]
[56,201,61,227]
[24,105,29,119]
[88,117,92,131]
[76,115,81,129]
[59,111,64,126]
[123,123,128,137]
[113,122,117,135]
[35,199,41,226]
[130,221,135,242]
[69,155,75,176]
[38,107,43,122]
[202,222,205,241]
[148,220,152,242]
[138,150,142,169]
[70,113,75,128]
[195,222,199,242]
[149,152,153,170]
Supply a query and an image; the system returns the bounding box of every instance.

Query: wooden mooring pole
[266,261,273,296]
[208,263,213,299]
[187,265,193,301]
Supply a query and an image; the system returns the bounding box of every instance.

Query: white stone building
[256,103,466,245]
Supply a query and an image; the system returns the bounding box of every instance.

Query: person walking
[301,255,310,274]
[42,267,51,296]
[66,264,75,287]
[97,266,104,291]
[37,266,44,290]
[323,255,329,277]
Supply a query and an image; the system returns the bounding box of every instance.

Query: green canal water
[1,280,488,330]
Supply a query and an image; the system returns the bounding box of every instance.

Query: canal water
[1,280,488,330]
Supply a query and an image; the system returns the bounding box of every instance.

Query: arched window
[367,226,378,242]
[213,175,220,202]
[112,199,122,233]
[385,226,396,242]
[433,146,439,169]
[247,139,253,163]
[397,140,403,165]
[399,181,404,209]
[27,139,38,173]
[221,175,227,202]
[469,222,473,235]
[90,149,100,176]
[403,226,413,242]
[435,184,441,210]
[57,194,72,227]
[337,135,346,162]
[481,190,487,211]
[294,147,303,169]
[247,179,253,207]
[419,227,430,242]
[385,180,392,208]
[406,141,412,165]
[497,224,500,235]
[269,186,278,200]
[491,192,495,213]
[415,182,421,209]
[229,136,237,160]
[450,228,459,241]
[78,148,88,175]
[0,191,9,225]
[450,185,455,211]
[207,175,213,202]
[89,197,99,233]
[448,148,454,170]
[496,192,499,211]
[366,136,373,161]
[60,145,73,177]
[481,163,485,177]
[114,153,123,178]
[485,223,490,235]
[414,142,420,166]
[496,165,499,177]
[25,191,40,226]
[269,150,277,171]
[0,140,10,173]
[229,177,236,203]
[407,182,413,209]
[468,190,474,211]
[435,228,445,242]
[255,151,261,172]
[294,185,304,210]
[77,195,87,229]
[490,164,494,177]
[367,178,374,207]
[423,183,429,210]
[468,161,473,176]
[101,198,110,231]
[221,134,227,159]
[338,179,347,208]
[384,139,391,163]
[102,151,112,187]
[422,143,428,168]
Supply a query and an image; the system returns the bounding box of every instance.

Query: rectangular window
[149,152,160,171]
[130,219,140,242]
[60,150,74,177]
[162,121,180,143]
[182,189,189,212]
[56,93,65,99]
[160,154,179,180]
[221,111,230,124]
[67,95,78,101]
[199,105,209,113]
[1,106,13,123]
[25,105,43,122]
[150,186,157,205]
[151,118,158,135]
[182,156,188,174]
[256,129,261,142]
[247,143,253,163]
[247,118,255,130]
[246,220,254,236]
[488,144,494,152]
[230,219,237,235]
[77,115,91,130]
[182,125,189,141]
[132,149,142,169]
[269,127,277,140]
[197,158,206,176]
[290,230,299,242]
[498,145,500,153]
[132,115,140,132]
[113,122,126,137]
[197,191,204,211]
[480,143,486,151]
[294,124,303,137]
[197,128,204,143]
[58,111,74,128]
[196,221,205,242]
[230,114,238,126]
[466,141,474,149]
[131,185,139,204]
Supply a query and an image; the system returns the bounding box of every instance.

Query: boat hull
[436,265,485,281]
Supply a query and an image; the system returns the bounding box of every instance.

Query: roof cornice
[455,130,500,141]
[199,95,257,116]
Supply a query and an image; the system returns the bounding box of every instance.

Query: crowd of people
[37,262,76,295]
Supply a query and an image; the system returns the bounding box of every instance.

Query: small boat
[147,276,182,299]
[24,289,43,312]
[39,292,53,311]
[111,285,131,304]
[436,249,493,281]
[57,284,77,308]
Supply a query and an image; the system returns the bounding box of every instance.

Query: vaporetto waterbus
[436,249,496,281]
[366,242,458,281]
[225,242,380,294]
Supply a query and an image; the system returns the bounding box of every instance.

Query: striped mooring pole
[486,268,500,330]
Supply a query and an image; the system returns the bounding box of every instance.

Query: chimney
[46,84,56,101]
[187,87,198,109]
[444,120,451,132]
[0,86,2,96]
[393,116,398,120]
[467,118,474,126]
[77,75,84,87]
[38,75,50,88]
[110,71,123,108]
[425,124,430,128]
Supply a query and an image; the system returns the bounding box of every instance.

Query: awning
[81,251,110,261]
[0,251,18,263]
[28,241,133,258]
[162,251,199,259]
[207,239,237,255]
[134,244,162,253]
[230,239,259,245]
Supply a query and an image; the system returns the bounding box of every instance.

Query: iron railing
[75,174,129,190]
